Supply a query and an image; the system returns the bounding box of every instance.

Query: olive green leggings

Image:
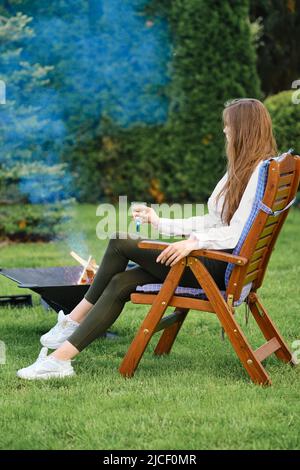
[68,232,232,351]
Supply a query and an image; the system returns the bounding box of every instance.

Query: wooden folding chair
[119,152,300,385]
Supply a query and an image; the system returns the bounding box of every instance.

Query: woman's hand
[156,238,199,267]
[132,206,159,227]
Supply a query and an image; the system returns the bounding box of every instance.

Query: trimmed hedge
[265,90,300,154]
[69,0,261,204]
[0,204,69,242]
[2,1,261,207]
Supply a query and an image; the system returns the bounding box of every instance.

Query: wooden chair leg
[119,261,186,378]
[154,308,189,356]
[248,292,292,363]
[188,257,271,385]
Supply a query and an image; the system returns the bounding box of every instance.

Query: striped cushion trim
[135,282,252,307]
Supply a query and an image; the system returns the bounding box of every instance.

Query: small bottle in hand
[131,202,147,232]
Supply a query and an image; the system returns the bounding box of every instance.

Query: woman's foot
[40,310,79,349]
[17,347,75,380]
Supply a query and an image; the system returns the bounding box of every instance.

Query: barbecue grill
[0,266,88,314]
[0,261,138,315]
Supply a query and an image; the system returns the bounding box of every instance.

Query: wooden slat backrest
[227,153,300,301]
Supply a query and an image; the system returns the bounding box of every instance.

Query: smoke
[25,0,171,129]
[65,231,90,259]
[0,1,172,251]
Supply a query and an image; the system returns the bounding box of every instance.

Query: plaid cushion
[225,152,291,286]
[224,160,269,287]
[135,283,252,307]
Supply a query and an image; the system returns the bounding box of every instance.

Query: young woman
[17,98,277,380]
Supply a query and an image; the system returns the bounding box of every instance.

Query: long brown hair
[217,98,277,225]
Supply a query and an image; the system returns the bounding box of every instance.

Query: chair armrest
[137,240,170,251]
[190,249,248,266]
[138,241,247,265]
[137,241,248,265]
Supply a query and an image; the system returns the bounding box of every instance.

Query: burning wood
[70,251,98,285]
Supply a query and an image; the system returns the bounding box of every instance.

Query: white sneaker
[40,310,79,349]
[17,347,75,380]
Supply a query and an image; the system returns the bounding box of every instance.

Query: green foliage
[0,13,54,161]
[1,1,261,207]
[67,122,167,203]
[250,0,300,95]
[0,12,71,240]
[162,0,261,201]
[265,90,300,153]
[0,203,68,242]
[71,0,261,203]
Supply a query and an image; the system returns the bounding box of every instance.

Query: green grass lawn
[0,204,299,450]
